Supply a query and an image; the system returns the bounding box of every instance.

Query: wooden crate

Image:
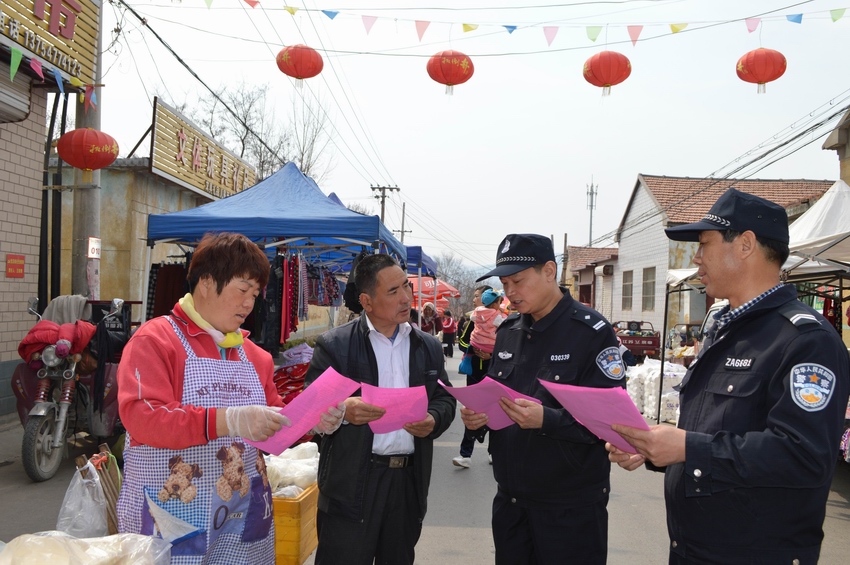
[274,482,319,565]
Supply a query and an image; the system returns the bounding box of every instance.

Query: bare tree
[288,94,334,184]
[434,251,484,316]
[167,83,332,182]
[346,201,375,215]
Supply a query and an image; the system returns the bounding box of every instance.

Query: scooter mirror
[109,298,124,315]
[26,297,41,320]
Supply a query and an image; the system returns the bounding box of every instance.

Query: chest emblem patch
[498,351,513,360]
[595,347,625,380]
[790,363,836,412]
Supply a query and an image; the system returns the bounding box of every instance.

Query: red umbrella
[407,276,460,298]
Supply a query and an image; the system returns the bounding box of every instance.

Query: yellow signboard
[150,98,257,200]
[0,0,100,84]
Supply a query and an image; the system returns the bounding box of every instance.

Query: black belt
[370,453,414,468]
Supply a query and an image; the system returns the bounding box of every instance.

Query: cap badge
[498,351,513,360]
[501,240,511,253]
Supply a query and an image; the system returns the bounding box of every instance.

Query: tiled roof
[641,175,834,224]
[568,246,618,271]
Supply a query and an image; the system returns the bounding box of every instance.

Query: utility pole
[393,202,412,243]
[371,185,399,223]
[560,233,569,287]
[586,177,597,246]
[71,6,104,300]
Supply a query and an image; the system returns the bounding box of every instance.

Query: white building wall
[612,182,669,331]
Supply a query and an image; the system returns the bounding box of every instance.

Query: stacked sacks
[264,442,319,498]
[643,360,687,421]
[626,364,648,413]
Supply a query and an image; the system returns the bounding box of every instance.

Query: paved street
[1,354,849,563]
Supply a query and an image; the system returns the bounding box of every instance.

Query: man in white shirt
[304,253,457,565]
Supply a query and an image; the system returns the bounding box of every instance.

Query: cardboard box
[274,482,319,565]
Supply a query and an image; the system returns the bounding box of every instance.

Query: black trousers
[459,358,489,457]
[315,463,421,565]
[442,332,455,357]
[492,488,608,565]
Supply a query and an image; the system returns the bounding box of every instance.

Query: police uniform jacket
[488,290,625,502]
[304,317,456,522]
[665,284,850,563]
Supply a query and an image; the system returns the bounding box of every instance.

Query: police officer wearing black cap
[608,188,850,564]
[462,233,624,564]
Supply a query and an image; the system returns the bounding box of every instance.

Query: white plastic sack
[660,391,680,424]
[273,485,305,499]
[56,461,108,538]
[0,531,171,565]
[265,443,319,491]
[626,366,646,413]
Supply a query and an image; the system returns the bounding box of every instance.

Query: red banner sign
[6,254,25,278]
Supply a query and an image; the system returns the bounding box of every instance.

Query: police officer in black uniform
[608,189,850,564]
[462,234,625,565]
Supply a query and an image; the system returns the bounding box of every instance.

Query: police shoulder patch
[789,363,836,412]
[596,347,625,380]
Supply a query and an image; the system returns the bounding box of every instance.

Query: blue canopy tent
[143,161,407,316]
[406,246,437,278]
[147,161,406,264]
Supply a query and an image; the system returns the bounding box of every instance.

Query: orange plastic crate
[274,482,319,565]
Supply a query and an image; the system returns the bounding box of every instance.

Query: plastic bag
[56,461,108,538]
[458,354,473,376]
[0,531,171,565]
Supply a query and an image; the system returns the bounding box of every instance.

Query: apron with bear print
[117,317,275,564]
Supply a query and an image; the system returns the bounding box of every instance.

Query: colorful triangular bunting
[10,48,22,81]
[670,23,688,33]
[242,0,258,7]
[831,9,845,22]
[284,6,298,16]
[543,26,559,46]
[362,15,377,34]
[52,68,64,93]
[69,77,84,88]
[745,18,760,33]
[504,25,517,34]
[627,25,643,46]
[462,23,478,33]
[415,20,430,42]
[322,10,338,20]
[30,59,44,80]
[786,14,803,23]
[203,0,212,8]
[586,26,602,42]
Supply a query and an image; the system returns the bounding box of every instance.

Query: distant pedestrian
[441,309,457,358]
[419,302,442,336]
[469,289,506,354]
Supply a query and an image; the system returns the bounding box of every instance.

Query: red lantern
[583,51,631,96]
[427,50,474,95]
[276,45,323,82]
[56,128,119,183]
[736,48,786,93]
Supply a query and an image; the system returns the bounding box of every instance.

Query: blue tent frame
[146,162,407,268]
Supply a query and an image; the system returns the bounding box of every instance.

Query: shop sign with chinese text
[150,98,257,200]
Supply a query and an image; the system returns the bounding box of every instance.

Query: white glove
[225,405,291,441]
[312,402,346,435]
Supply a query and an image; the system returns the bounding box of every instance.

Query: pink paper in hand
[361,383,428,434]
[538,380,649,453]
[439,377,539,430]
[246,367,360,456]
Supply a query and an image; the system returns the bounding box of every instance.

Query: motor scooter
[12,297,128,482]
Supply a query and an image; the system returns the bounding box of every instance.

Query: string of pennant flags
[6,46,98,110]
[251,4,848,47]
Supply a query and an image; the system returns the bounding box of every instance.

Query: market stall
[143,162,407,351]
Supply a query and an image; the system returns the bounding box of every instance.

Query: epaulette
[777,301,823,329]
[571,308,608,332]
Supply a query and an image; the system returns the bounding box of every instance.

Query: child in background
[469,289,506,353]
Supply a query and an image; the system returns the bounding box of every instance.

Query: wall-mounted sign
[0,0,100,85]
[87,236,101,259]
[150,98,257,200]
[6,253,25,278]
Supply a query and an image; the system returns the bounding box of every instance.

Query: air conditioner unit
[593,265,614,276]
